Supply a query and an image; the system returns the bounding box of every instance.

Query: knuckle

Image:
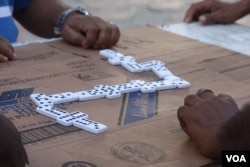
[184,94,198,106]
[217,93,233,101]
[190,3,197,8]
[177,106,186,115]
[184,94,196,102]
[90,26,100,34]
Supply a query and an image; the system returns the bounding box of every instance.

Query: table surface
[4,24,250,167]
[161,23,250,57]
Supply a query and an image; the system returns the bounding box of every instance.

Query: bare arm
[219,102,250,151]
[14,0,67,38]
[13,0,120,49]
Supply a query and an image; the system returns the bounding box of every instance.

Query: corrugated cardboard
[0,25,249,167]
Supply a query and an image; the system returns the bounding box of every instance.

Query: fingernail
[184,17,191,23]
[83,44,90,49]
[81,40,88,49]
[199,16,206,23]
[13,53,17,59]
[178,106,186,112]
[3,56,8,61]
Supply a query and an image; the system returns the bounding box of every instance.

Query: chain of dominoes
[30,49,190,134]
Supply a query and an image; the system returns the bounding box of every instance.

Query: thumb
[198,13,219,25]
[199,11,229,25]
[198,15,213,25]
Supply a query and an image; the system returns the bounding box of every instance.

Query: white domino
[36,105,52,114]
[105,89,121,99]
[36,98,54,106]
[30,93,47,100]
[36,106,68,119]
[140,83,156,93]
[48,92,78,104]
[107,54,125,65]
[164,75,190,88]
[60,92,79,102]
[148,80,177,90]
[47,94,64,104]
[57,111,88,126]
[73,118,107,134]
[121,62,144,73]
[95,85,121,99]
[139,60,165,71]
[76,89,106,101]
[108,55,135,65]
[120,55,136,63]
[30,93,54,106]
[111,83,140,94]
[129,80,146,87]
[94,84,111,91]
[152,66,173,79]
[99,49,121,59]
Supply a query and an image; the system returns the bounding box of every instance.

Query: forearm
[218,102,250,151]
[14,0,69,38]
[237,0,250,18]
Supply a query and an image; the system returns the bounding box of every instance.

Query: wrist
[198,132,222,159]
[53,6,92,35]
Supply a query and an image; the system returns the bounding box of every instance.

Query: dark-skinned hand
[0,35,17,63]
[184,0,250,25]
[62,14,120,49]
[177,89,239,159]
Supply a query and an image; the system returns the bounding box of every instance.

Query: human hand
[0,36,17,63]
[61,14,120,49]
[0,114,29,167]
[177,89,239,159]
[183,0,246,25]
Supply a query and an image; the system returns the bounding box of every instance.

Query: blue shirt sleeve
[0,0,31,43]
[14,0,30,10]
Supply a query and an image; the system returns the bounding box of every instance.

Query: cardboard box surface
[0,26,249,167]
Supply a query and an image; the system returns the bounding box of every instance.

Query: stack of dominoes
[30,49,190,134]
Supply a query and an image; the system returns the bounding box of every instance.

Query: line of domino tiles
[29,49,190,134]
